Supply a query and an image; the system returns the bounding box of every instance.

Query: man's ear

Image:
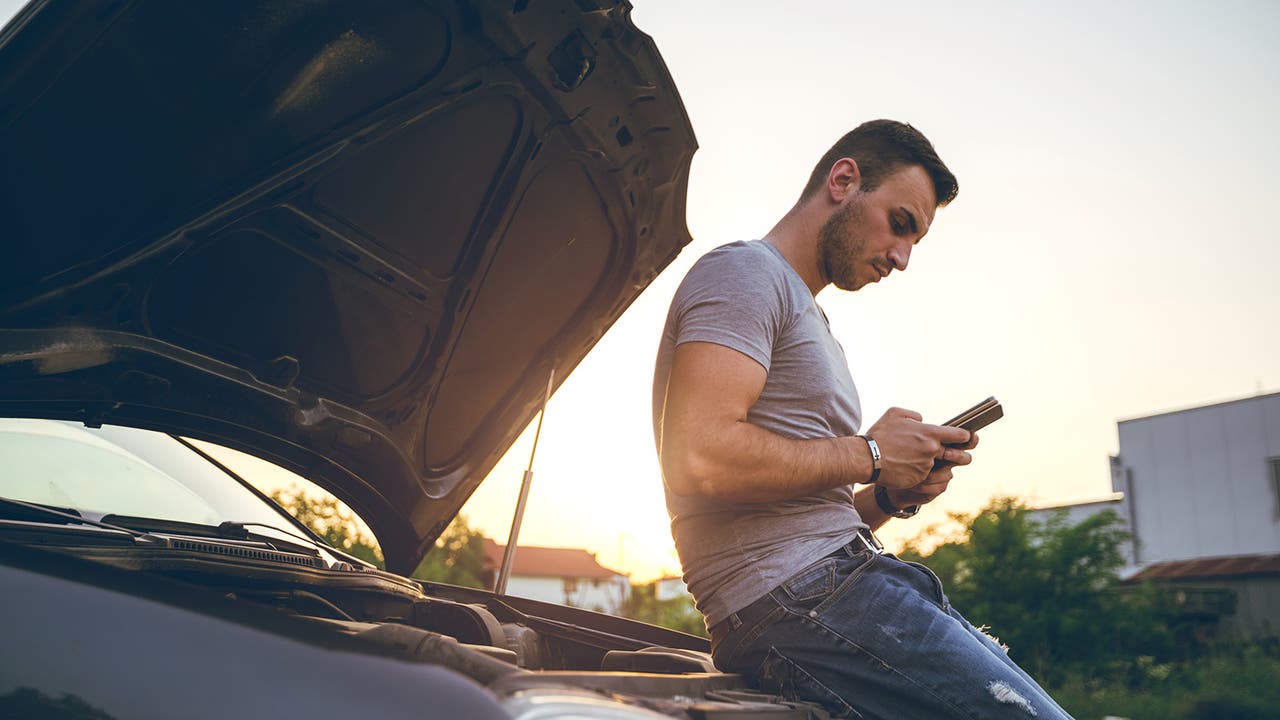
[826,157,862,202]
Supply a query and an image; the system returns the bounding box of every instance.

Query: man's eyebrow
[899,207,919,234]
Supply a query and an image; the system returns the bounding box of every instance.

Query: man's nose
[888,243,911,272]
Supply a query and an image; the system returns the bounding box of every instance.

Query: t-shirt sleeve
[670,245,789,372]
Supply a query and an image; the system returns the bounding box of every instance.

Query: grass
[1049,646,1280,720]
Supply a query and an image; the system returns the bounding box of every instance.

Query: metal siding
[1185,406,1227,556]
[1267,394,1280,458]
[1224,400,1273,553]
[1119,394,1280,563]
[1151,413,1197,561]
[1120,420,1158,562]
[1223,578,1280,640]
[1265,396,1280,528]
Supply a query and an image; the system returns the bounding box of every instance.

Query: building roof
[1029,493,1124,512]
[1127,552,1280,582]
[1117,389,1280,424]
[482,539,624,580]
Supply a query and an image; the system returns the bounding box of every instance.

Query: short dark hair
[801,120,958,206]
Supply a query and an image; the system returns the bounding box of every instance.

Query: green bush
[1049,646,1280,720]
[901,498,1180,684]
[900,498,1280,718]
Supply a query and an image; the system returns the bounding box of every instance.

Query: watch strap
[874,483,920,519]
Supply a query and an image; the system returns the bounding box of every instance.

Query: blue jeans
[710,545,1074,719]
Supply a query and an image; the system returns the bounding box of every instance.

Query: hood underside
[0,0,695,574]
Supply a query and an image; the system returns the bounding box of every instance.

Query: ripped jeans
[710,544,1074,719]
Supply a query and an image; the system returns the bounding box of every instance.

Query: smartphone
[943,396,1003,434]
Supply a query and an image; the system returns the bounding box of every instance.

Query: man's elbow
[661,447,728,498]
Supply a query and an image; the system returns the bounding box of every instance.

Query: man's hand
[854,431,978,529]
[863,408,972,490]
[885,432,979,508]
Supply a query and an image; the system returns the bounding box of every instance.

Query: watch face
[897,504,921,518]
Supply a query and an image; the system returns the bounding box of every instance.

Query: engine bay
[1,522,830,719]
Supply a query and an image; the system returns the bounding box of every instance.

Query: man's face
[817,164,937,291]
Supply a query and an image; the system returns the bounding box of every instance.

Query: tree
[624,581,708,637]
[267,488,488,589]
[411,515,489,589]
[899,497,1175,684]
[268,487,385,568]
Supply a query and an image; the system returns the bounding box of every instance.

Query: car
[0,1,833,718]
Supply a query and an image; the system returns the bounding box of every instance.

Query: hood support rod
[494,366,555,596]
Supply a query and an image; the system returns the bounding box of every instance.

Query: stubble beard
[817,197,869,292]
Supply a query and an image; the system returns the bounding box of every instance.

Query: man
[652,120,1072,719]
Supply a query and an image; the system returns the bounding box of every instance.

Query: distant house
[483,539,629,615]
[1028,391,1280,641]
[654,575,689,602]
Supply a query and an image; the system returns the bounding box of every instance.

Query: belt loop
[728,612,742,631]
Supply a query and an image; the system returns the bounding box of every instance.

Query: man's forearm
[662,419,874,503]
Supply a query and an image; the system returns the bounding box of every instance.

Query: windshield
[1,418,309,536]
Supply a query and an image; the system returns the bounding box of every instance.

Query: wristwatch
[874,483,920,519]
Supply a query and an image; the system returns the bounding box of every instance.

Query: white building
[1113,392,1280,564]
[1030,391,1280,641]
[654,575,689,602]
[483,539,630,615]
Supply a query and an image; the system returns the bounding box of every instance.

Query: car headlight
[503,687,676,720]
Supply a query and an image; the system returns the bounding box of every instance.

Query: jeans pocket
[780,548,878,609]
[756,646,863,719]
[899,559,949,610]
[780,558,837,602]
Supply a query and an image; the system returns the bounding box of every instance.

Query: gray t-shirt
[652,240,868,627]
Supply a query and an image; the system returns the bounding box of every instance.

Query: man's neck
[762,206,827,297]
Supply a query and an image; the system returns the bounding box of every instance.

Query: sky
[4,0,1275,585]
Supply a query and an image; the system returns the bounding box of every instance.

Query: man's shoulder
[700,239,778,262]
[688,239,789,281]
[670,240,803,324]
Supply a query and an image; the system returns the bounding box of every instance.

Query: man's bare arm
[658,342,972,503]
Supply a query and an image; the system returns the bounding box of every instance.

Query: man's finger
[914,479,950,496]
[939,449,972,466]
[932,424,972,446]
[888,407,923,422]
[891,479,949,506]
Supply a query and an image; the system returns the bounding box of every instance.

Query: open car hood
[0,0,695,575]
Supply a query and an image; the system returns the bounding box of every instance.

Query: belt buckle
[854,528,884,554]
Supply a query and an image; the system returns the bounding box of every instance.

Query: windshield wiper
[0,498,319,556]
[166,436,375,570]
[0,496,150,540]
[223,521,379,571]
[98,514,323,558]
[0,498,364,571]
